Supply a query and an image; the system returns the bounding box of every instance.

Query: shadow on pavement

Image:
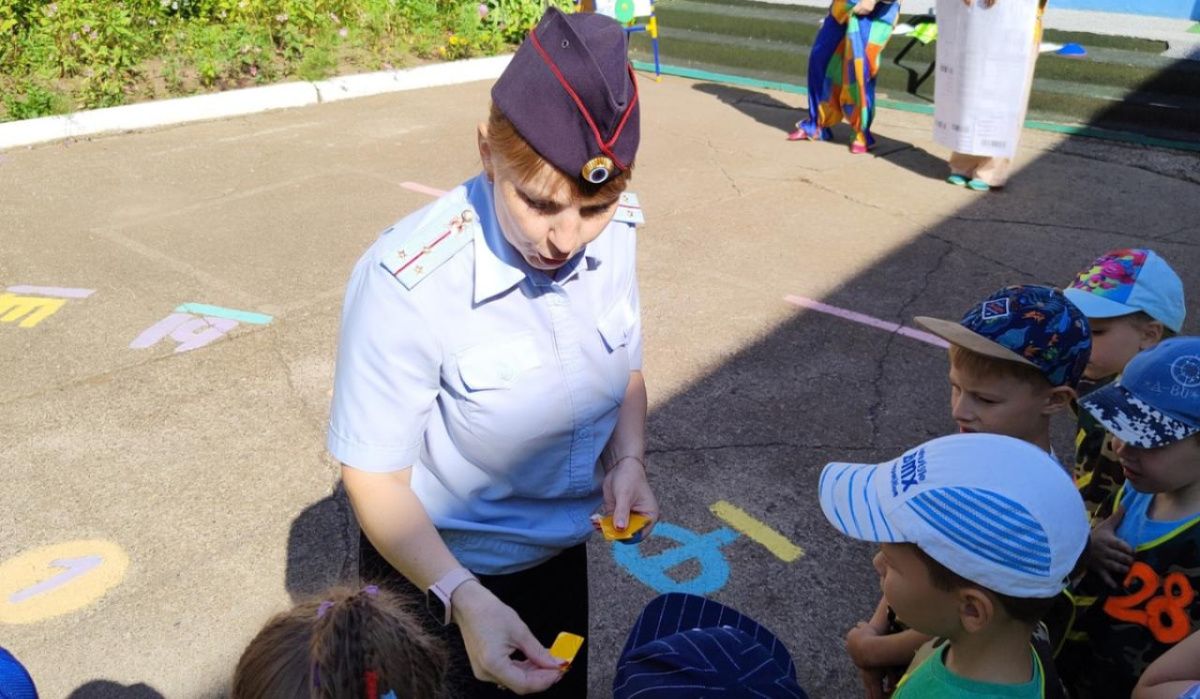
[67,681,165,698]
[592,59,1200,697]
[285,480,358,601]
[691,82,947,180]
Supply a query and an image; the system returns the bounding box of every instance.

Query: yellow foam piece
[550,632,585,666]
[592,512,650,541]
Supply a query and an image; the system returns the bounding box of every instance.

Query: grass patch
[0,0,571,121]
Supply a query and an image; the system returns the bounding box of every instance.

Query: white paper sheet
[932,0,1039,158]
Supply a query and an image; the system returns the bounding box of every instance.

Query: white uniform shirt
[328,173,642,575]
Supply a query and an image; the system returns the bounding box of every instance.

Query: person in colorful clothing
[1059,338,1200,699]
[788,0,901,153]
[1063,248,1185,520]
[819,433,1089,698]
[326,8,657,696]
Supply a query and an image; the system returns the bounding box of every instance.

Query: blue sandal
[946,174,968,187]
[966,178,991,192]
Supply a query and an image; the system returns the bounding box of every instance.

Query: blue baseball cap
[0,647,36,699]
[1065,248,1185,333]
[915,284,1092,388]
[613,593,807,698]
[1080,337,1200,449]
[819,434,1089,598]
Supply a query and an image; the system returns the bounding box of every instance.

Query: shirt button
[499,365,515,382]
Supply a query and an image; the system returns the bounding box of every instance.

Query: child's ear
[1138,320,1165,350]
[477,122,494,181]
[1041,386,1076,416]
[958,587,996,634]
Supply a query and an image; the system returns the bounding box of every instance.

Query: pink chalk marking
[129,313,238,352]
[400,181,448,198]
[6,286,95,299]
[784,295,950,348]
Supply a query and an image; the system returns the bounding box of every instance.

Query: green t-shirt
[894,645,1044,698]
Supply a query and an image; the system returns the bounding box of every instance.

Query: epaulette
[613,192,644,226]
[380,204,480,290]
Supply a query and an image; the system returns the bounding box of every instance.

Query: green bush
[0,0,570,119]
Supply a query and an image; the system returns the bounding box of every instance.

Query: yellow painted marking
[0,540,129,624]
[0,293,66,328]
[550,632,585,667]
[709,501,805,562]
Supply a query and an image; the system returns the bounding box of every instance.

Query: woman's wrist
[609,454,646,473]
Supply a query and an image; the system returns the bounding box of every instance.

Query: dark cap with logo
[491,7,640,185]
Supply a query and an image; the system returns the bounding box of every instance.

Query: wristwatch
[426,567,478,626]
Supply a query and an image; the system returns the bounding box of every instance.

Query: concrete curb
[0,54,514,152]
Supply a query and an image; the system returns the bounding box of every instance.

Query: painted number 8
[1103,562,1196,644]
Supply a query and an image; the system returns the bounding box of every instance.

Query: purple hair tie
[363,585,379,596]
[317,600,334,618]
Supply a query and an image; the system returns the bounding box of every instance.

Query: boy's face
[873,544,962,636]
[948,363,1053,445]
[1085,316,1159,381]
[1112,435,1200,495]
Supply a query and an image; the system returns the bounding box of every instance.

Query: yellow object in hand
[550,632,585,668]
[591,512,651,542]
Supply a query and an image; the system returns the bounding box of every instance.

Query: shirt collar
[467,173,591,304]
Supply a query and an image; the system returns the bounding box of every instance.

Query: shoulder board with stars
[380,206,479,290]
[613,192,644,226]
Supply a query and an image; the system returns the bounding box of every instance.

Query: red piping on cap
[528,27,638,172]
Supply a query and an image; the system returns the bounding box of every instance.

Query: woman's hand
[1088,505,1134,589]
[603,456,660,538]
[453,581,566,694]
[852,0,878,16]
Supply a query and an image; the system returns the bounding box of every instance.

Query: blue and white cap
[818,433,1089,598]
[1080,336,1200,449]
[1065,248,1185,333]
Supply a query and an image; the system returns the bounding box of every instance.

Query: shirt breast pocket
[457,334,543,392]
[596,298,635,402]
[597,298,635,353]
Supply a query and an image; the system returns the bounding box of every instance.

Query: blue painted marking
[9,555,103,604]
[174,303,273,325]
[612,522,740,595]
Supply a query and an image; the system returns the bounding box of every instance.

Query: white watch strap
[430,567,478,626]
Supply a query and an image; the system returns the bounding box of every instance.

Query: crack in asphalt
[707,137,744,197]
[864,239,954,447]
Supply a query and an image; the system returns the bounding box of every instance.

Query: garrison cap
[491,7,640,185]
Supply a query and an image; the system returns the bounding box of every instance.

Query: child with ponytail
[233,584,450,699]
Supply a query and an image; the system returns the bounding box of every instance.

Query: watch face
[426,589,448,625]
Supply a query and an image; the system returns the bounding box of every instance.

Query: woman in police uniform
[326,8,657,697]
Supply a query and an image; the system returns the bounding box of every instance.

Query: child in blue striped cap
[819,433,1090,698]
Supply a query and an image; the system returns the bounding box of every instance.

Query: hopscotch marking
[0,285,96,328]
[0,540,129,625]
[710,500,805,562]
[130,302,273,353]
